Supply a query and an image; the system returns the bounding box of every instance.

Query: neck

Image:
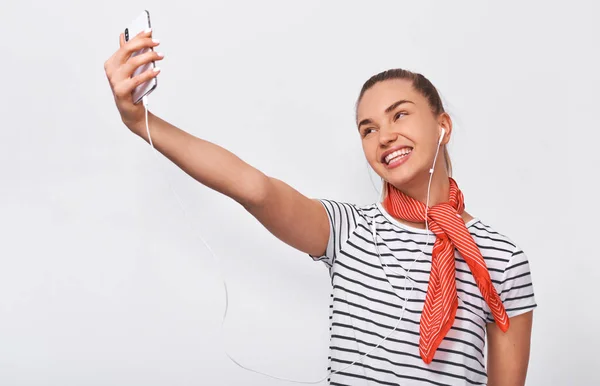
[396,169,450,208]
[383,171,450,230]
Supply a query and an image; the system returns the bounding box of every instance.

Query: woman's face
[356,79,448,189]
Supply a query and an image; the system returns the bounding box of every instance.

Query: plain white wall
[1,0,598,385]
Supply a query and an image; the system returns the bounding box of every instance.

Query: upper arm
[243,177,331,257]
[486,244,537,385]
[486,311,533,386]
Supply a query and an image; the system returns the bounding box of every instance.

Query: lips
[381,146,413,165]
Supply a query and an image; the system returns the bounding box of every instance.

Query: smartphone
[124,10,157,104]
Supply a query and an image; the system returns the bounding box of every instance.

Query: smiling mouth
[383,147,413,165]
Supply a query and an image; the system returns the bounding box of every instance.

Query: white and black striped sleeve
[309,199,359,267]
[488,247,538,322]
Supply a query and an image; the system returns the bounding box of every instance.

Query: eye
[362,128,376,137]
[394,111,407,121]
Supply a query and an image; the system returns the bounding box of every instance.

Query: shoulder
[469,219,538,320]
[467,218,533,282]
[315,198,376,225]
[468,219,517,254]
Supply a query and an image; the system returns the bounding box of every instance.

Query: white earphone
[430,127,446,174]
[439,127,446,145]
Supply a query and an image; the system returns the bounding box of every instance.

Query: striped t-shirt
[311,200,537,386]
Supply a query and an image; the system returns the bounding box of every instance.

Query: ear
[438,112,453,146]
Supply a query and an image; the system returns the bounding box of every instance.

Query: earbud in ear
[438,127,446,145]
[430,127,446,174]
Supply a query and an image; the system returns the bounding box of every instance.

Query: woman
[104,29,536,385]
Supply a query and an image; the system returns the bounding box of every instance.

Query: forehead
[357,79,424,120]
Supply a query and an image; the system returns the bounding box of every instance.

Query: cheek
[361,140,379,166]
[412,127,439,155]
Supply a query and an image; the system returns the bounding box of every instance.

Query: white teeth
[385,148,412,164]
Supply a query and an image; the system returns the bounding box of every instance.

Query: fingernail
[156,52,164,57]
[145,28,152,33]
[152,38,160,44]
[153,67,161,72]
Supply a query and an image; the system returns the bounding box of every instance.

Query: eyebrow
[385,99,414,114]
[357,99,415,130]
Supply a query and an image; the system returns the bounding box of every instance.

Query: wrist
[125,113,151,137]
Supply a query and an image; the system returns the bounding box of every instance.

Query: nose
[378,124,398,147]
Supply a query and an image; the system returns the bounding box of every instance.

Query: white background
[1,1,598,385]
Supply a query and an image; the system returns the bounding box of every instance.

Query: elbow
[237,170,271,209]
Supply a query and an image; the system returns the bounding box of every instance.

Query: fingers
[115,29,159,64]
[114,66,161,99]
[132,27,152,41]
[123,49,164,77]
[105,28,163,89]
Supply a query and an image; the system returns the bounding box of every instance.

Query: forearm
[126,112,328,256]
[131,112,269,207]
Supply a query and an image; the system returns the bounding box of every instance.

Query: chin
[378,164,427,191]
[386,175,417,190]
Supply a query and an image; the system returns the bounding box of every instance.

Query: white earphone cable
[142,96,331,383]
[140,95,445,383]
[365,132,444,371]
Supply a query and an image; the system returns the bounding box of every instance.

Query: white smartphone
[124,10,157,104]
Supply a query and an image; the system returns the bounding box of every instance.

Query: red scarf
[383,177,509,364]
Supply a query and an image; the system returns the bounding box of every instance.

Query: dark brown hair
[356,68,452,176]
